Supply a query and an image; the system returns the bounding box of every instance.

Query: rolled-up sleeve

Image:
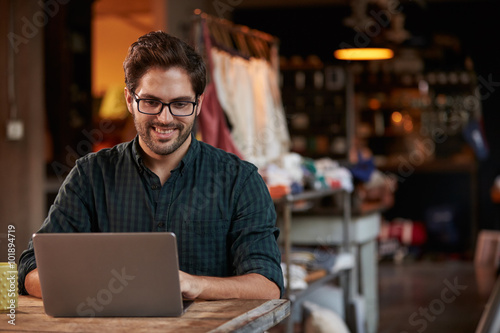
[228,169,284,297]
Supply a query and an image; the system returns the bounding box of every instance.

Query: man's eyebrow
[170,96,196,102]
[137,93,195,102]
[136,93,161,100]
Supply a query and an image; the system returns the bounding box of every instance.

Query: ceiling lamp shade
[334,48,394,61]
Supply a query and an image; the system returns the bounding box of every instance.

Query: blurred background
[2,0,500,261]
[1,1,500,331]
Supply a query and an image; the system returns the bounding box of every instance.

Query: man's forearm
[180,272,280,300]
[25,268,42,298]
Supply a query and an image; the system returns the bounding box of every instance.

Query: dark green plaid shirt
[19,135,284,296]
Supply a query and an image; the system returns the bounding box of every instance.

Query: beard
[132,113,196,156]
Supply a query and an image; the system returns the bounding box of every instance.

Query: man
[18,31,284,300]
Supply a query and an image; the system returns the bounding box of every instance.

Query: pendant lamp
[333,45,393,163]
[334,47,394,61]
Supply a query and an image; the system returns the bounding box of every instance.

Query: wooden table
[2,296,290,332]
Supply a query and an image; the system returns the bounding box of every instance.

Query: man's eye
[144,100,161,107]
[171,102,190,109]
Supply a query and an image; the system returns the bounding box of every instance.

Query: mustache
[149,123,182,129]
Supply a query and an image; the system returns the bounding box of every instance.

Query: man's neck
[139,135,191,185]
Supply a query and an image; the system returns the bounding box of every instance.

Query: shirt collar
[132,136,145,173]
[177,133,199,175]
[131,134,199,175]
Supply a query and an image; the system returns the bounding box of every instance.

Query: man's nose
[158,106,174,123]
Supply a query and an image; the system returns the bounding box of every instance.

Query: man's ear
[124,87,134,115]
[196,94,204,116]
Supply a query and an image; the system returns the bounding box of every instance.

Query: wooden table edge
[208,299,290,333]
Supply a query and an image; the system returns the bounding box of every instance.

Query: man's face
[125,67,201,158]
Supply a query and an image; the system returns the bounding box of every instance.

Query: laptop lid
[33,232,184,317]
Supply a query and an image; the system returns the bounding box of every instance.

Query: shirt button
[151,185,159,190]
[158,222,165,228]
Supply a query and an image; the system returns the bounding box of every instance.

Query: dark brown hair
[123,31,206,96]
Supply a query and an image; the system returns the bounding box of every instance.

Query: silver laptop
[33,232,189,317]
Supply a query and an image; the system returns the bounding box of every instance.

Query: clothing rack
[192,10,290,168]
[193,10,279,62]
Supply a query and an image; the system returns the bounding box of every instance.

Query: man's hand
[179,271,206,299]
[25,268,42,298]
[179,271,280,300]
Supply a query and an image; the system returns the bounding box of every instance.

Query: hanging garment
[195,19,243,158]
[211,48,290,168]
[249,56,290,166]
[212,49,256,160]
[198,82,243,158]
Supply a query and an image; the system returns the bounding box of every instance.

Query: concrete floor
[270,260,496,332]
[378,260,495,333]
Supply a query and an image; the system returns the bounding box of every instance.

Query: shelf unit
[350,52,480,254]
[280,65,349,160]
[274,188,353,333]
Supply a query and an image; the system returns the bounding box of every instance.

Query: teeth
[154,128,174,134]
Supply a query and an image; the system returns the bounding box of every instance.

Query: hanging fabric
[194,12,291,168]
[196,17,243,158]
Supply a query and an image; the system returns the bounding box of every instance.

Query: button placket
[155,172,178,231]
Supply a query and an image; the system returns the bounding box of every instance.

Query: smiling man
[128,66,201,185]
[18,31,284,300]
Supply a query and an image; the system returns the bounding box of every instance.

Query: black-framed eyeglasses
[132,92,198,117]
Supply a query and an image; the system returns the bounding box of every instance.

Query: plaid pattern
[18,135,284,297]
